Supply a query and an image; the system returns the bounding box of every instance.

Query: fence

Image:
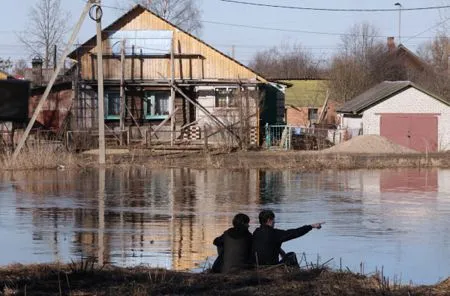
[264,124,352,150]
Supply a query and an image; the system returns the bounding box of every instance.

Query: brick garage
[338,81,450,152]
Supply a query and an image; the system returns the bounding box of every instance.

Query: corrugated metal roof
[337,81,417,114]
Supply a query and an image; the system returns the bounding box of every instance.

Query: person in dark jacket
[252,210,324,266]
[212,213,252,273]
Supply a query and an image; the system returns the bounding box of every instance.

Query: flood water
[0,167,449,284]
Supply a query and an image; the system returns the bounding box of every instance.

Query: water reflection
[0,168,449,284]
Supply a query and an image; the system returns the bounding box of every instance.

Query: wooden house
[67,5,283,148]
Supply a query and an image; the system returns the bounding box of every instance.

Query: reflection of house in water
[171,169,259,269]
[11,168,260,270]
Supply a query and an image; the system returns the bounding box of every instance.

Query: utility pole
[395,2,402,44]
[95,0,106,164]
[119,39,125,146]
[12,0,93,162]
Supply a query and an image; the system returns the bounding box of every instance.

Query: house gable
[71,5,265,82]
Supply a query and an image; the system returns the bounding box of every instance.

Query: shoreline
[1,149,450,171]
[1,263,449,295]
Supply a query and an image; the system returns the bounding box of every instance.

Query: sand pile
[322,135,417,154]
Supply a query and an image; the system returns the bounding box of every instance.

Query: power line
[404,16,450,43]
[203,20,434,39]
[87,2,440,40]
[219,0,450,12]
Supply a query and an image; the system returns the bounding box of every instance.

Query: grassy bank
[1,146,450,171]
[1,263,448,296]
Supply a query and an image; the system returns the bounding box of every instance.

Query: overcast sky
[1,0,449,66]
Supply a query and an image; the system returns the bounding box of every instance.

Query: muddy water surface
[0,168,449,284]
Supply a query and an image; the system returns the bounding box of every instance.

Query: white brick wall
[362,87,450,151]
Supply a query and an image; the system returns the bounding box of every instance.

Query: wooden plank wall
[79,8,259,81]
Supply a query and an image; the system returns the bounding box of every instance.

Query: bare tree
[249,42,322,79]
[0,58,12,73]
[416,31,450,102]
[418,33,449,73]
[17,0,70,68]
[132,0,202,34]
[12,59,28,77]
[327,22,409,102]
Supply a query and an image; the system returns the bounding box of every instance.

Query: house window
[215,88,237,108]
[308,108,319,121]
[105,91,120,120]
[144,91,170,119]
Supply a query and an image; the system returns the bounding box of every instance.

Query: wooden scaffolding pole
[119,39,126,145]
[170,32,176,146]
[12,0,93,161]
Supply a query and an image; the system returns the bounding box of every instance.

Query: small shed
[337,81,450,152]
[278,79,338,127]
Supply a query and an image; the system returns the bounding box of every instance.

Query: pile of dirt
[322,135,417,154]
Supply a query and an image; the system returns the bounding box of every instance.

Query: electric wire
[218,0,450,12]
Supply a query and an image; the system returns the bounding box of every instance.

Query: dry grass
[0,145,79,171]
[0,263,447,296]
[1,144,449,171]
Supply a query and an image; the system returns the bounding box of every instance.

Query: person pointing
[251,210,324,266]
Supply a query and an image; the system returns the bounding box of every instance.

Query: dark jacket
[251,224,312,265]
[213,226,252,273]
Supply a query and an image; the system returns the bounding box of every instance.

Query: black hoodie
[251,224,312,265]
[213,227,252,273]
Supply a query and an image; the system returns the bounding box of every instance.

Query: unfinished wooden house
[67,5,283,149]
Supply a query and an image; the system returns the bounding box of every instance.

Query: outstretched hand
[311,222,325,229]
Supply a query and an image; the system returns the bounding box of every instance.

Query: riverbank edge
[1,263,449,295]
[2,149,449,171]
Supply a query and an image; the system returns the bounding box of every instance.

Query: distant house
[386,37,427,74]
[64,4,282,148]
[277,79,338,127]
[337,81,450,152]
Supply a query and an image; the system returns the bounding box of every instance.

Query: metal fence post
[265,123,270,148]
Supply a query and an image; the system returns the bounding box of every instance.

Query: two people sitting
[212,210,324,273]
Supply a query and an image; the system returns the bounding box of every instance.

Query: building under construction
[55,4,285,150]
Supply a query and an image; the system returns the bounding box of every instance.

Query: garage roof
[337,81,450,114]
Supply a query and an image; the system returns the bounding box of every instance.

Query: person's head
[232,213,250,229]
[259,210,275,227]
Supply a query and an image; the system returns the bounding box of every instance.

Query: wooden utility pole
[12,0,93,161]
[170,33,176,146]
[119,39,126,145]
[96,0,106,164]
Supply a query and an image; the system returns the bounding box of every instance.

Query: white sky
[0,0,449,66]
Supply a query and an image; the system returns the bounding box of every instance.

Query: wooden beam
[168,81,241,142]
[317,90,330,124]
[119,39,125,145]
[125,105,143,138]
[148,107,180,139]
[207,113,256,138]
[170,33,175,146]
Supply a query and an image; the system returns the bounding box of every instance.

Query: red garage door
[380,114,438,152]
